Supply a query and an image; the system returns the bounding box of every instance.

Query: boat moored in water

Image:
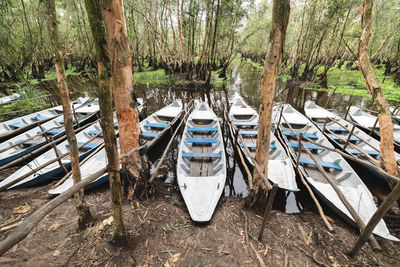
[229,97,298,191]
[273,103,398,241]
[177,101,226,222]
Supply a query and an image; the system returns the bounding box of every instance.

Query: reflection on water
[134,61,381,214]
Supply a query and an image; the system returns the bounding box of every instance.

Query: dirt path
[0,183,399,266]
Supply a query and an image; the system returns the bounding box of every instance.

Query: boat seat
[67,142,99,150]
[347,149,380,156]
[186,138,218,144]
[187,127,218,132]
[141,131,158,138]
[234,122,258,127]
[9,122,27,129]
[288,142,325,152]
[329,135,359,142]
[144,122,168,129]
[336,172,352,184]
[88,130,102,136]
[182,152,221,159]
[282,131,318,139]
[38,128,64,135]
[320,126,347,132]
[240,143,276,149]
[32,115,48,121]
[297,157,342,171]
[239,130,258,136]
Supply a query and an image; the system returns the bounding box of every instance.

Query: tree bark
[44,0,92,229]
[102,0,143,199]
[358,0,399,189]
[253,0,290,197]
[84,0,127,238]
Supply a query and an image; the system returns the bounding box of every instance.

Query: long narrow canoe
[304,101,400,167]
[229,97,298,191]
[348,106,400,146]
[0,121,105,189]
[177,101,226,222]
[49,100,182,195]
[273,103,398,241]
[0,100,99,167]
[0,93,20,105]
[0,97,90,142]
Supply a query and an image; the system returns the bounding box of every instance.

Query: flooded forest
[0,0,400,266]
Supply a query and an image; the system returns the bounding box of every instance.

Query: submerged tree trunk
[253,0,290,198]
[102,0,144,199]
[44,0,92,229]
[358,0,399,188]
[84,0,127,238]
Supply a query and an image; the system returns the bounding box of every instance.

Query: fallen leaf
[13,203,30,214]
[297,223,311,245]
[326,216,335,223]
[53,250,60,256]
[263,245,272,256]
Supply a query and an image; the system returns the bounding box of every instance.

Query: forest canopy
[0,0,399,88]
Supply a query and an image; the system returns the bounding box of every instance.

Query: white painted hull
[229,97,298,191]
[177,101,226,222]
[274,103,398,241]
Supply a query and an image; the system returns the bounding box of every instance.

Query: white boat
[139,99,182,148]
[228,97,298,191]
[0,97,89,142]
[273,103,398,241]
[49,100,183,195]
[0,93,20,105]
[0,100,99,167]
[349,106,400,144]
[0,121,105,189]
[304,101,400,166]
[177,101,226,222]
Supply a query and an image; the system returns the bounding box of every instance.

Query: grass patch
[134,69,171,85]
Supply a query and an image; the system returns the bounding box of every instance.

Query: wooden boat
[139,99,183,149]
[49,100,182,195]
[348,106,400,148]
[0,100,99,167]
[0,121,105,189]
[304,101,400,166]
[0,97,90,142]
[273,103,398,241]
[177,101,226,222]
[228,97,298,191]
[0,93,20,105]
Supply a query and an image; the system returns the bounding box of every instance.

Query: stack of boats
[0,92,399,241]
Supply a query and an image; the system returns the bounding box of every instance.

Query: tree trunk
[44,0,92,229]
[253,0,290,199]
[102,0,144,199]
[358,0,399,189]
[206,0,220,85]
[84,0,127,239]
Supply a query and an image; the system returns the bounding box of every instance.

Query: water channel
[130,61,383,214]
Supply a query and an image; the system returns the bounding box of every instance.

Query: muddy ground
[0,178,399,267]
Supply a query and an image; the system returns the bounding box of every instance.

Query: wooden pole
[52,142,106,188]
[344,100,352,120]
[324,88,337,109]
[280,113,381,251]
[258,184,278,241]
[224,110,253,190]
[0,120,98,171]
[149,102,193,183]
[0,167,106,257]
[324,127,380,166]
[342,124,355,150]
[38,124,68,174]
[0,132,102,191]
[370,116,379,135]
[349,181,400,256]
[275,124,333,231]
